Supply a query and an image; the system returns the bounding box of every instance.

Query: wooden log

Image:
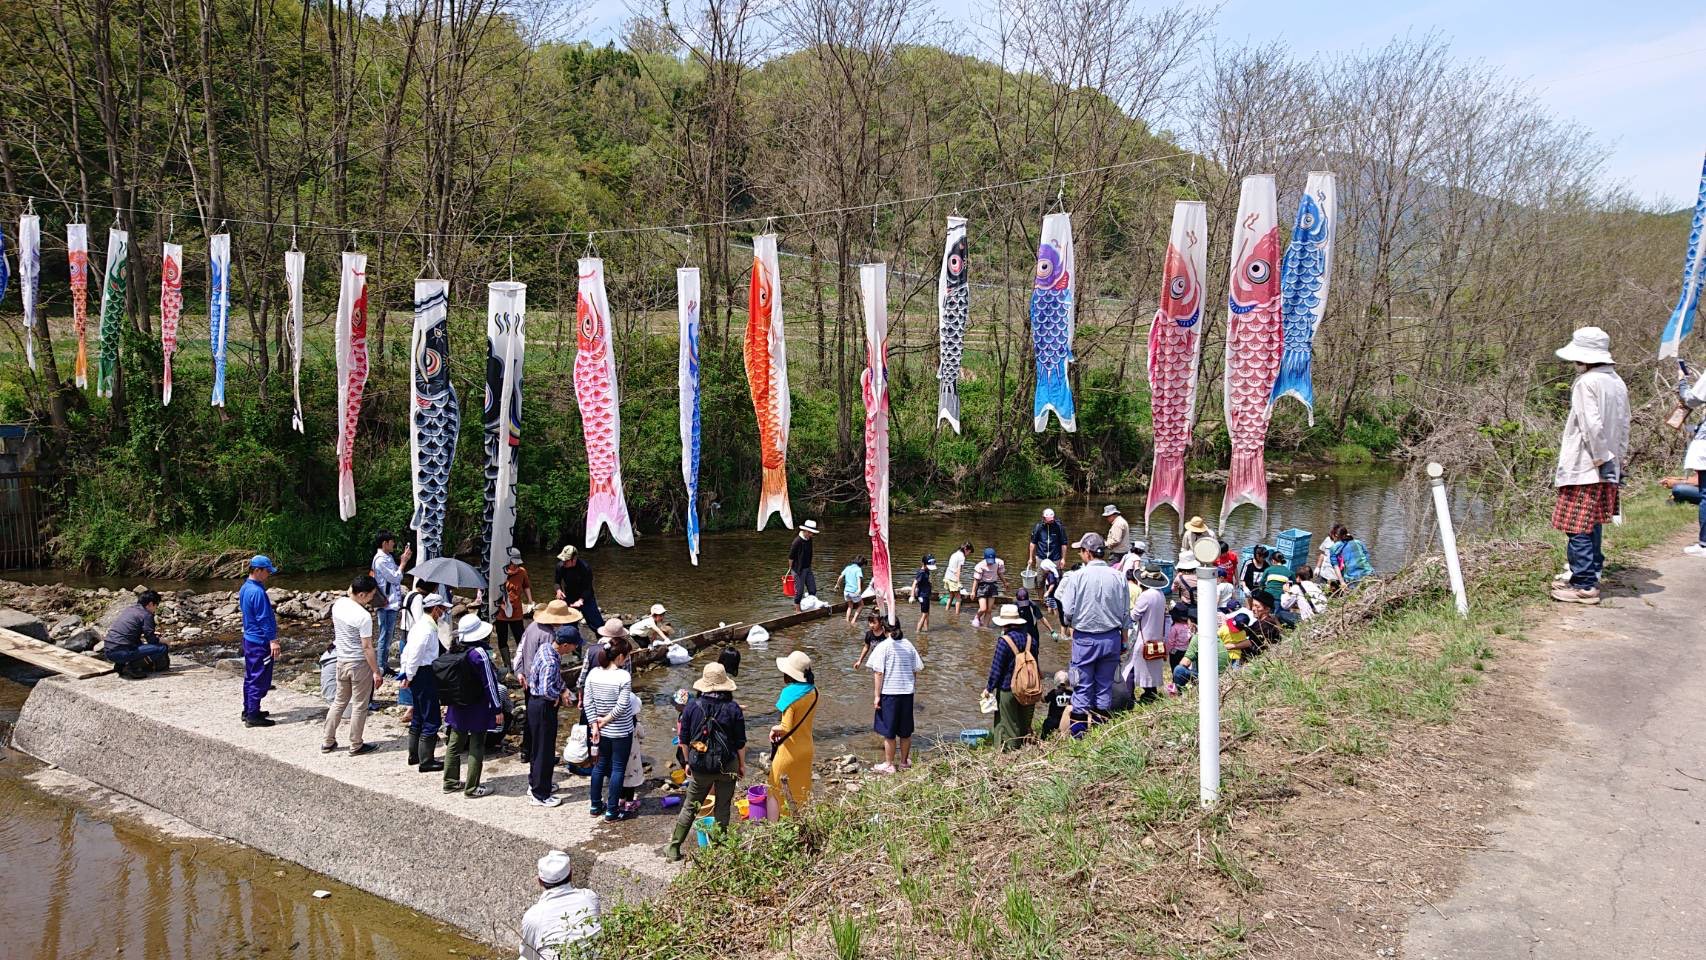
[0,626,114,679]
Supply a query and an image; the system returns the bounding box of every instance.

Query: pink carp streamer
[286,250,306,432]
[160,242,183,405]
[335,252,369,521]
[1144,200,1208,532]
[861,262,894,623]
[575,257,636,548]
[1220,175,1282,531]
[68,223,89,389]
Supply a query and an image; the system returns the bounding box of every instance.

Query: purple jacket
[445,645,505,733]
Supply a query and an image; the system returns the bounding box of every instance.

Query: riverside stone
[0,608,51,644]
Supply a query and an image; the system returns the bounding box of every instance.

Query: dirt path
[1404,530,1706,959]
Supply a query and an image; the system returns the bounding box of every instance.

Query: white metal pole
[1427,462,1470,618]
[1192,549,1220,807]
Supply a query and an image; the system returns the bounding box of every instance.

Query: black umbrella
[410,556,486,590]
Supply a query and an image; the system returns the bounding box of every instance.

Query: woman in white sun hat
[1549,326,1628,606]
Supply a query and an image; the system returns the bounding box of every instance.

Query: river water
[0,675,500,960]
[0,466,1467,957]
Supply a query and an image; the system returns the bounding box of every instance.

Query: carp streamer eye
[580,302,599,340]
[1169,276,1188,299]
[1035,259,1053,280]
[1300,212,1315,229]
[949,254,963,274]
[1246,259,1270,284]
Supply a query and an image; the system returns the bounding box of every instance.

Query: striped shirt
[582,665,638,738]
[869,637,924,695]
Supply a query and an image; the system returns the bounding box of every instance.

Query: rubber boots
[407,732,420,766]
[418,733,443,772]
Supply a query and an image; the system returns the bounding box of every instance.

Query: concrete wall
[14,670,675,947]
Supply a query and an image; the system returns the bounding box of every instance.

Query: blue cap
[983,547,996,559]
[250,554,278,572]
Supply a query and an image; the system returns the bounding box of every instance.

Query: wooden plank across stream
[0,626,113,679]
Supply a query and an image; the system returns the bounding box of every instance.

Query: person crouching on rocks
[104,589,170,679]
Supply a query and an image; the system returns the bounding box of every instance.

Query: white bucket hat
[1556,326,1615,365]
[537,850,572,884]
[456,613,494,643]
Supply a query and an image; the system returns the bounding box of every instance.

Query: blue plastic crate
[1275,529,1313,569]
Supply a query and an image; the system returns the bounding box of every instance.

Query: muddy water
[0,676,498,960]
[5,467,1471,763]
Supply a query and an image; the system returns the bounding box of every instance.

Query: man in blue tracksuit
[240,555,281,727]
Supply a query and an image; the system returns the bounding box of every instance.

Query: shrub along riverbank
[592,483,1687,959]
[13,315,1412,576]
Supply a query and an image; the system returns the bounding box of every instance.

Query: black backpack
[432,647,486,707]
[685,699,737,775]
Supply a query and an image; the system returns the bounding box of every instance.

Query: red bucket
[782,572,797,598]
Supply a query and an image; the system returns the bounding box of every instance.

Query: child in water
[854,610,886,668]
[910,555,937,634]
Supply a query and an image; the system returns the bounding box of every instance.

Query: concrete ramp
[13,667,677,946]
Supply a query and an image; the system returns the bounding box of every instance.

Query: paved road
[1405,535,1706,959]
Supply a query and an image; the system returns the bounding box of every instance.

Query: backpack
[685,698,738,775]
[432,647,486,707]
[1005,633,1043,706]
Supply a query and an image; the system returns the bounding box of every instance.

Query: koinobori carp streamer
[574,257,636,549]
[746,233,794,530]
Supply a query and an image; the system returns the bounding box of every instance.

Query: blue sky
[583,0,1706,207]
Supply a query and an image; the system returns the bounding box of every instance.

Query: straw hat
[693,662,738,693]
[456,613,493,643]
[557,544,577,562]
[1556,326,1614,365]
[532,599,583,626]
[597,618,627,639]
[776,650,813,683]
[1184,516,1210,535]
[991,603,1027,627]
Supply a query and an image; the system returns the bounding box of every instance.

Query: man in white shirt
[371,531,411,676]
[628,603,673,647]
[519,850,600,960]
[399,593,450,772]
[1549,327,1630,605]
[322,575,382,756]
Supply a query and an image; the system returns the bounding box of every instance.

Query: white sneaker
[870,762,896,774]
[1684,544,1706,558]
[529,794,563,807]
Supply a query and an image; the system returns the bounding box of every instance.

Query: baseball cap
[1071,532,1106,553]
[250,554,278,573]
[983,547,996,560]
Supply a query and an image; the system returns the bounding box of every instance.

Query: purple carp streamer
[1030,212,1076,432]
[410,278,458,562]
[20,215,40,372]
[481,281,526,610]
[68,223,89,389]
[334,252,369,521]
[862,262,894,622]
[286,250,306,432]
[678,267,703,565]
[161,243,183,405]
[1270,171,1335,423]
[936,216,968,433]
[575,257,636,549]
[209,233,231,407]
[1659,153,1706,359]
[96,228,129,399]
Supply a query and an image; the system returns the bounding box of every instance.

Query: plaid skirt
[1552,482,1619,535]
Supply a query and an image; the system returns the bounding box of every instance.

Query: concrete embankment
[13,666,677,946]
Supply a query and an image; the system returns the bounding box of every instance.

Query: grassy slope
[594,485,1688,959]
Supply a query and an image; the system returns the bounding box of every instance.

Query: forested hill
[0,1,1688,574]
